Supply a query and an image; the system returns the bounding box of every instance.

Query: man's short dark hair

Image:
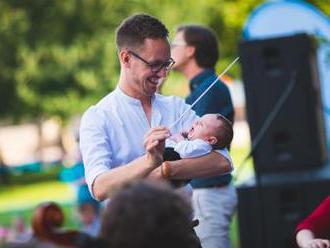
[177,25,219,68]
[214,114,233,149]
[116,14,169,51]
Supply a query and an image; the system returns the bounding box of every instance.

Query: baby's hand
[170,133,185,143]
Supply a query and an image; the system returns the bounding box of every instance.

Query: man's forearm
[91,127,169,201]
[166,151,232,179]
[92,154,158,201]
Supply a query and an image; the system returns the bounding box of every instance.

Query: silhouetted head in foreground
[99,180,200,248]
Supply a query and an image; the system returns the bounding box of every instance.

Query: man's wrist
[146,154,163,169]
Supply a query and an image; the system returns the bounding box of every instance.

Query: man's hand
[144,127,170,168]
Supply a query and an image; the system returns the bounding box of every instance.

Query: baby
[166,113,233,159]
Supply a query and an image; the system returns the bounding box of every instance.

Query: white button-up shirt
[80,87,232,197]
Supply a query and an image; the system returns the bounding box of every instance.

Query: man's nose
[155,66,168,78]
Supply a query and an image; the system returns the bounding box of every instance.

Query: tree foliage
[0,0,328,122]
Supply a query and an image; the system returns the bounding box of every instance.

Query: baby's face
[187,114,220,141]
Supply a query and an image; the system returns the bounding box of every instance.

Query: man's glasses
[129,50,175,73]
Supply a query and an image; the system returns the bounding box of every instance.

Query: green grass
[0,180,76,228]
[0,181,74,212]
[230,214,240,248]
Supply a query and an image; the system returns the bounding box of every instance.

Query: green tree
[0,0,129,121]
[0,0,328,122]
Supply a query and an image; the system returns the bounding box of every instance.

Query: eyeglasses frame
[128,50,175,73]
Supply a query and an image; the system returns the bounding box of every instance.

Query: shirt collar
[114,86,161,127]
[190,68,215,91]
[115,86,155,106]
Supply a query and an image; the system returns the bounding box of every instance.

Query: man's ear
[119,50,131,68]
[207,136,218,145]
[186,46,196,58]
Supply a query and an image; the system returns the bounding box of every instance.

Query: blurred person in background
[77,184,101,237]
[296,195,330,248]
[60,130,101,237]
[171,25,237,248]
[0,225,9,246]
[60,128,85,188]
[7,216,31,244]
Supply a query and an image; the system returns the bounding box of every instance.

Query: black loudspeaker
[240,33,327,174]
[237,167,330,248]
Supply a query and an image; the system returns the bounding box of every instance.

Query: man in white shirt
[79,14,233,201]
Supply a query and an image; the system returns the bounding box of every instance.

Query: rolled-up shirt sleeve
[79,106,113,198]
